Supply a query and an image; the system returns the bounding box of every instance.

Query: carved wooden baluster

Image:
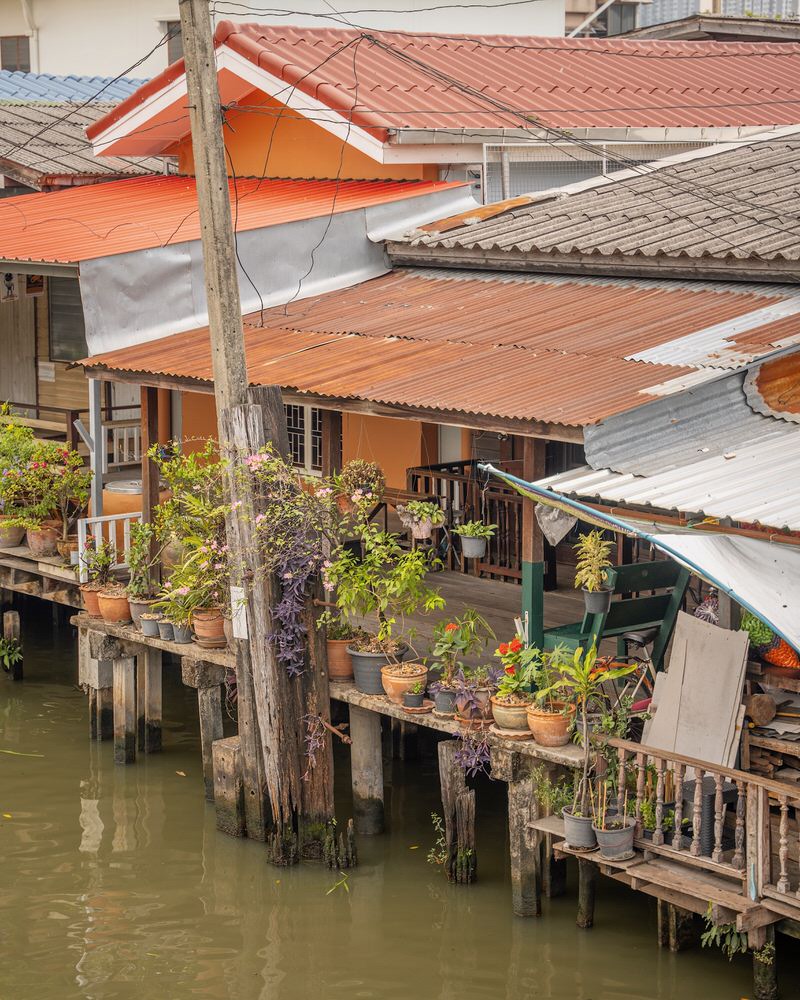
[731,779,745,871]
[711,771,725,863]
[690,768,704,857]
[652,758,666,847]
[616,747,627,817]
[634,752,646,838]
[777,796,790,893]
[671,762,685,851]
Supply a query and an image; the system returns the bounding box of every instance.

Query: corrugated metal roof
[81,268,800,430]
[541,356,800,530]
[396,136,800,266]
[0,176,465,263]
[0,102,165,182]
[744,353,800,423]
[0,71,147,103]
[88,22,800,151]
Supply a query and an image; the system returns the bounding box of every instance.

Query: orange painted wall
[342,414,438,488]
[177,89,437,182]
[181,390,218,451]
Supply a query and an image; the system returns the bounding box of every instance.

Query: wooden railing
[406,459,524,581]
[610,738,800,907]
[76,512,141,582]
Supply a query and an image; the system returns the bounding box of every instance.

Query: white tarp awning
[485,464,800,653]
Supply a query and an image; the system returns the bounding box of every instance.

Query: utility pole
[178,0,338,860]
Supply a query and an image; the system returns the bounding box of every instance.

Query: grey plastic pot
[582,586,612,615]
[349,645,408,695]
[562,807,597,850]
[459,535,487,560]
[403,691,425,709]
[172,624,193,644]
[593,816,636,861]
[433,687,457,716]
[140,616,160,637]
[129,598,154,631]
[157,620,175,642]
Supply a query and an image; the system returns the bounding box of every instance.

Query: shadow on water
[1,597,799,999]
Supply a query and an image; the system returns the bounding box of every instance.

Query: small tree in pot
[574,530,614,614]
[428,610,495,716]
[126,520,163,630]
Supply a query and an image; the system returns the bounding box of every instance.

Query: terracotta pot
[128,597,155,630]
[81,585,102,618]
[349,644,408,695]
[97,590,132,624]
[161,536,187,573]
[490,696,533,731]
[526,701,576,747]
[56,535,79,561]
[327,638,354,680]
[380,663,427,705]
[193,607,227,649]
[26,525,59,558]
[0,519,25,548]
[456,686,494,722]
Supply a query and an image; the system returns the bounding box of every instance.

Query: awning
[486,465,800,653]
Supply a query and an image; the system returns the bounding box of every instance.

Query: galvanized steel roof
[0,102,165,184]
[81,268,800,430]
[395,136,800,267]
[0,71,147,103]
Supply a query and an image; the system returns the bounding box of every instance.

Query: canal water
[2,600,798,999]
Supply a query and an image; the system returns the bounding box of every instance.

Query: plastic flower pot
[26,525,59,558]
[593,816,636,861]
[97,590,132,625]
[490,696,533,731]
[562,807,597,851]
[460,536,487,560]
[349,645,408,695]
[326,639,354,681]
[381,663,427,705]
[157,619,175,641]
[171,623,193,644]
[433,687,457,716]
[0,521,25,548]
[403,690,425,709]
[140,615,161,637]
[80,585,102,618]
[526,701,576,747]
[582,586,612,615]
[192,608,227,649]
[128,598,155,631]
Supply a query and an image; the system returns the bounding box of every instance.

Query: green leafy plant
[79,538,116,590]
[453,520,497,539]
[317,610,366,642]
[531,764,574,816]
[537,643,636,816]
[0,636,22,673]
[574,530,613,594]
[701,903,749,961]
[493,634,540,700]
[401,499,445,528]
[126,521,162,600]
[427,812,447,867]
[429,610,495,689]
[335,460,385,503]
[2,442,91,539]
[408,679,426,695]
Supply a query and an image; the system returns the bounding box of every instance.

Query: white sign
[230,585,248,640]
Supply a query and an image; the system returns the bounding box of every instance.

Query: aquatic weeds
[427,812,447,867]
[326,871,350,895]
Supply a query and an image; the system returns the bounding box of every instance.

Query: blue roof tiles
[0,71,147,103]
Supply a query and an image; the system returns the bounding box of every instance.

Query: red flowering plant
[493,635,542,705]
[429,609,495,692]
[6,441,92,540]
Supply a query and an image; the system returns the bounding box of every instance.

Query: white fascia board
[91,71,190,156]
[389,124,783,145]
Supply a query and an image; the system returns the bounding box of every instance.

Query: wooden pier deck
[0,544,81,607]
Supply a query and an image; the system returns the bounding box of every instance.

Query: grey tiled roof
[396,137,800,264]
[0,102,166,182]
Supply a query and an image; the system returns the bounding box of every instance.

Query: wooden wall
[36,280,89,414]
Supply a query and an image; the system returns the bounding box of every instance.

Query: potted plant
[0,414,36,548]
[403,679,426,709]
[537,643,636,850]
[398,499,445,541]
[592,782,636,861]
[526,645,577,747]
[381,659,428,705]
[453,520,497,560]
[335,459,385,513]
[126,521,162,630]
[324,510,444,695]
[490,635,540,730]
[428,610,495,716]
[317,611,365,681]
[574,530,614,614]
[78,538,116,618]
[454,664,499,725]
[140,611,162,638]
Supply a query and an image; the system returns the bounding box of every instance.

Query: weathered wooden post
[136,648,162,754]
[182,658,226,801]
[112,656,136,765]
[3,609,21,681]
[438,738,477,884]
[657,901,698,951]
[213,735,245,837]
[752,926,778,1000]
[349,706,384,835]
[576,859,597,928]
[492,747,540,915]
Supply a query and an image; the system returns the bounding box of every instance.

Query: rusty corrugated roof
[81,269,800,430]
[744,352,800,423]
[0,175,463,264]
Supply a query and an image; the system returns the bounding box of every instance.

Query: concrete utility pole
[178,0,338,860]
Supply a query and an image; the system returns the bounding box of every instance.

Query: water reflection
[1,602,795,999]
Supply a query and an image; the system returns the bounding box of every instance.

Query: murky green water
[2,599,798,999]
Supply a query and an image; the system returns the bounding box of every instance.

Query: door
[0,289,36,412]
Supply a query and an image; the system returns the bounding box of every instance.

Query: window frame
[0,35,31,73]
[284,402,323,476]
[47,276,88,363]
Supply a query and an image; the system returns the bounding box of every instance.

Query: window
[1,36,31,72]
[48,277,88,362]
[284,403,323,475]
[165,20,183,64]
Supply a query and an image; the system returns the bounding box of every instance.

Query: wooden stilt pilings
[213,735,246,837]
[752,926,779,1000]
[438,738,477,884]
[182,658,226,801]
[657,901,698,952]
[3,609,21,681]
[576,859,597,929]
[113,656,136,765]
[349,705,384,835]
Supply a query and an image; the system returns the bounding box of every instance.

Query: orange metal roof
[751,353,800,418]
[89,23,800,153]
[81,269,800,430]
[0,175,463,264]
